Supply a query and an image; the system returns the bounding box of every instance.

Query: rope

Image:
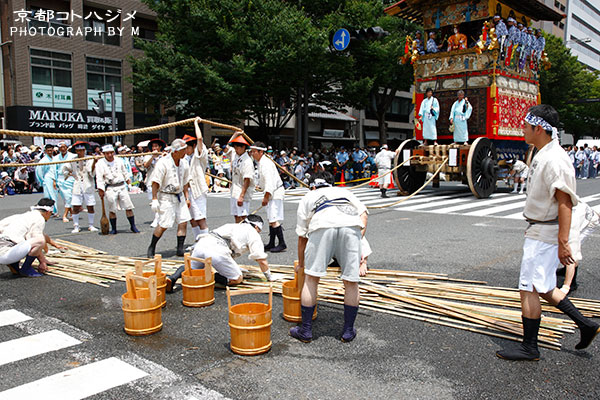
[0,152,159,168]
[366,158,448,210]
[0,117,242,139]
[206,172,232,185]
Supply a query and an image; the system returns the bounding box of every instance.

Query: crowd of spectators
[0,140,383,198]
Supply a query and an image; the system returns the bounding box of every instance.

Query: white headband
[246,218,263,231]
[249,145,267,151]
[102,144,115,153]
[31,205,54,212]
[312,178,332,188]
[524,112,559,139]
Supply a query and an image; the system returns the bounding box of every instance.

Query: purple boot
[289,305,315,343]
[341,304,359,342]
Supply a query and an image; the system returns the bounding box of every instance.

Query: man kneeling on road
[0,198,63,277]
[290,171,368,343]
[165,215,273,291]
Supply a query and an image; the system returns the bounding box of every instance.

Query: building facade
[0,0,161,146]
[564,0,600,71]
[532,0,567,38]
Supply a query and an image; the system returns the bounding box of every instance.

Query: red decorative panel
[496,87,537,138]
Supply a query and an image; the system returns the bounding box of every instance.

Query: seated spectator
[0,171,15,196]
[13,166,32,194]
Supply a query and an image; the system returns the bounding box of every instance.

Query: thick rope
[0,117,242,139]
[0,152,159,168]
[366,158,449,210]
[206,172,232,185]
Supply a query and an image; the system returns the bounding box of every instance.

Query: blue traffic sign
[332,28,350,51]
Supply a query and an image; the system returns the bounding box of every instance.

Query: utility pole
[110,84,117,143]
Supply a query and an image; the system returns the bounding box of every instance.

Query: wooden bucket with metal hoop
[282,261,317,322]
[226,285,273,356]
[121,272,163,336]
[181,253,215,307]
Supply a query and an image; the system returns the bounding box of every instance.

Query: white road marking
[0,330,81,366]
[0,310,32,328]
[430,194,524,214]
[0,357,148,400]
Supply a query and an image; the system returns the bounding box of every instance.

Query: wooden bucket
[181,253,215,307]
[136,255,167,308]
[282,262,317,322]
[121,273,163,336]
[227,285,273,356]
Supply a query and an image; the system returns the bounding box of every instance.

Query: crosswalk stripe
[0,310,32,328]
[463,200,527,217]
[0,357,148,400]
[430,194,525,214]
[396,193,475,211]
[0,330,81,367]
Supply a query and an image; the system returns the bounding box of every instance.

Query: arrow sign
[333,28,350,51]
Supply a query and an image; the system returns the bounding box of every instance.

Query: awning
[308,108,357,122]
[384,0,564,22]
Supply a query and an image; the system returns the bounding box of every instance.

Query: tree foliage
[539,33,600,142]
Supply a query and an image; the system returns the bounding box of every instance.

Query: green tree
[539,33,600,142]
[320,0,418,144]
[132,0,331,139]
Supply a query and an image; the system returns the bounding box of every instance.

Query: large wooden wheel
[466,137,498,199]
[393,139,427,195]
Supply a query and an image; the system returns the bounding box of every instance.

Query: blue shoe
[341,327,357,343]
[289,326,312,343]
[19,264,43,277]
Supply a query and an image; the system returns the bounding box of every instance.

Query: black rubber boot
[380,188,388,198]
[109,218,117,234]
[341,304,359,342]
[166,265,185,293]
[264,226,276,251]
[289,305,315,343]
[496,316,540,361]
[214,273,228,287]
[270,226,287,253]
[556,298,600,350]
[127,216,140,233]
[176,235,186,257]
[147,234,161,258]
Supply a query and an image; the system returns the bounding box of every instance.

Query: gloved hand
[151,199,161,214]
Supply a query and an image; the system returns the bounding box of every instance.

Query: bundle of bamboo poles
[42,241,600,350]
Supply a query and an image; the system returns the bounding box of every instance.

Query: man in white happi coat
[496,104,599,361]
[0,198,63,277]
[166,215,273,291]
[290,171,368,344]
[95,144,139,235]
[63,142,98,233]
[506,158,529,194]
[449,90,473,144]
[53,141,77,222]
[147,139,191,258]
[250,141,286,254]
[182,118,210,239]
[225,132,254,223]
[418,88,440,145]
[374,144,396,198]
[143,138,166,228]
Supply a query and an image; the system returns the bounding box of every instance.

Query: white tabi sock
[199,228,209,235]
[88,213,95,226]
[263,270,273,281]
[72,214,79,227]
[512,182,519,192]
[192,226,201,238]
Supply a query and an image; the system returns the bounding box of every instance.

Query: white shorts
[158,193,191,228]
[519,238,559,293]
[230,197,250,217]
[71,192,96,207]
[0,241,32,265]
[378,169,392,188]
[304,226,362,282]
[266,199,284,223]
[189,192,208,221]
[105,185,134,213]
[191,236,242,280]
[515,171,528,180]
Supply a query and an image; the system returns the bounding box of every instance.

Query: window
[132,17,158,49]
[554,0,560,8]
[30,49,72,108]
[86,57,122,112]
[27,1,71,38]
[83,5,120,46]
